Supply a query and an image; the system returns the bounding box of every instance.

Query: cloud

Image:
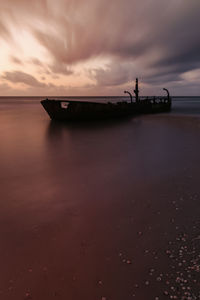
[1,0,200,94]
[10,56,23,65]
[27,56,73,76]
[31,1,200,83]
[48,62,73,76]
[93,62,135,87]
[31,1,151,64]
[29,57,43,67]
[2,70,47,88]
[0,20,9,38]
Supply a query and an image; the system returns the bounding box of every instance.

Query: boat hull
[41,98,171,121]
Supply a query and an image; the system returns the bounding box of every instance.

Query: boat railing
[134,96,170,104]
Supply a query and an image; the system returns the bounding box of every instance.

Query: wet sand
[0,99,200,299]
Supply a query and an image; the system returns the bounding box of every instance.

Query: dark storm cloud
[148,2,200,72]
[1,0,200,91]
[3,71,47,88]
[32,0,200,86]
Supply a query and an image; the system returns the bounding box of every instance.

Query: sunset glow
[0,0,200,96]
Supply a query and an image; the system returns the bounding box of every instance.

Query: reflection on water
[0,98,200,299]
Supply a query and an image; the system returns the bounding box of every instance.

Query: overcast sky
[0,0,200,96]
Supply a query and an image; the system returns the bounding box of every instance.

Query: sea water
[0,97,200,299]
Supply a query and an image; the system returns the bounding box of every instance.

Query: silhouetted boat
[41,79,171,121]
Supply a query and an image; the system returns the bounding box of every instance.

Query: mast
[134,78,139,103]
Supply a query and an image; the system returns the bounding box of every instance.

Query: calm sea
[0,96,200,300]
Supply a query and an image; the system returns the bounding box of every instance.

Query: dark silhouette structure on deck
[134,77,139,103]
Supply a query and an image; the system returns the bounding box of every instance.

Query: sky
[0,0,200,96]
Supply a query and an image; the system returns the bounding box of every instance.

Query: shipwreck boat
[41,79,171,121]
